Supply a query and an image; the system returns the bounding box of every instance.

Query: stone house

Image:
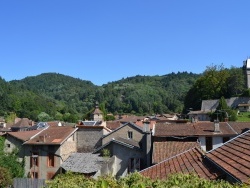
[76,125,110,152]
[187,110,211,122]
[5,126,78,180]
[93,122,151,177]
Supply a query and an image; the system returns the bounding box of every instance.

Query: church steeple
[243,58,250,89]
[91,102,103,121]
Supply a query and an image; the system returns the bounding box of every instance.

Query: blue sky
[0,1,249,86]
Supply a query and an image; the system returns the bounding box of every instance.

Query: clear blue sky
[0,1,249,86]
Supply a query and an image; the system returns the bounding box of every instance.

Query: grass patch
[237,111,250,122]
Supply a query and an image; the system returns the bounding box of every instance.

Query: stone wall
[102,124,144,145]
[77,126,104,152]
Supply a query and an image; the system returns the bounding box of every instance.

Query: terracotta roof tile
[117,115,146,123]
[141,147,222,180]
[152,141,200,163]
[154,122,238,137]
[24,126,77,145]
[135,121,155,130]
[193,122,237,136]
[228,122,250,134]
[8,130,42,142]
[154,123,196,136]
[206,130,250,184]
[106,121,122,130]
[11,118,32,128]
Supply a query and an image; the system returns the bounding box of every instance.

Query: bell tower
[243,59,250,89]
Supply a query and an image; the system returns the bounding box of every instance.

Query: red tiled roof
[12,118,32,128]
[227,122,250,134]
[193,122,237,136]
[141,147,222,180]
[152,141,199,164]
[117,115,146,123]
[135,121,155,130]
[154,123,196,136]
[47,121,60,127]
[24,126,77,145]
[206,130,250,184]
[106,121,122,130]
[154,122,238,137]
[8,130,42,142]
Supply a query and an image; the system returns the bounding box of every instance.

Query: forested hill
[0,72,200,122]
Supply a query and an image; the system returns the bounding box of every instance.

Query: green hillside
[0,72,200,122]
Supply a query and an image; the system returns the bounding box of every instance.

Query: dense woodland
[0,65,248,123]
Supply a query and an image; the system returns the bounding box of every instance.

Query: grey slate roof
[201,97,250,111]
[61,153,104,174]
[93,136,141,154]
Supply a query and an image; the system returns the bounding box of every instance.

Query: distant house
[0,117,11,136]
[0,117,6,128]
[93,122,151,177]
[187,110,211,122]
[238,103,250,112]
[105,121,122,131]
[201,97,250,111]
[5,126,78,180]
[11,118,34,132]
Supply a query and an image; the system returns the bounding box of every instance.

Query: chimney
[143,118,150,133]
[39,135,46,142]
[214,120,220,132]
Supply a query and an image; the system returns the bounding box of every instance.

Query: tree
[211,97,237,122]
[0,137,24,180]
[0,166,12,187]
[184,64,245,111]
[37,112,51,122]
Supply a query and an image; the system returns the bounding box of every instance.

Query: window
[30,152,39,167]
[128,131,133,139]
[205,137,213,151]
[48,153,55,167]
[7,144,10,148]
[223,137,230,143]
[31,172,38,179]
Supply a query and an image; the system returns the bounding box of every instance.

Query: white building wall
[198,136,206,151]
[199,136,224,151]
[213,136,223,149]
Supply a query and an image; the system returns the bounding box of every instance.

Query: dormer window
[128,131,133,139]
